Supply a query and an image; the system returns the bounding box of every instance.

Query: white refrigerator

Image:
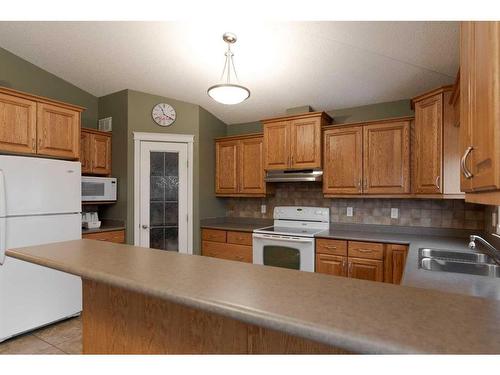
[0,155,82,342]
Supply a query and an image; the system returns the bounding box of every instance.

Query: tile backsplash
[225,182,485,230]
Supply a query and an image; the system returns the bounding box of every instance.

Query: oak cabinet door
[315,254,347,277]
[290,117,321,169]
[467,22,500,191]
[37,103,80,159]
[363,121,410,194]
[323,126,363,194]
[0,92,36,154]
[348,257,384,282]
[263,121,289,170]
[80,131,92,174]
[384,244,408,284]
[239,137,265,194]
[215,140,239,194]
[91,133,112,175]
[414,94,443,194]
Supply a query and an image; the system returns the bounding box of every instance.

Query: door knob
[142,225,149,229]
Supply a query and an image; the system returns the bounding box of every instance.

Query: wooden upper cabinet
[0,92,36,154]
[363,121,410,194]
[348,257,384,282]
[239,137,265,194]
[323,126,363,195]
[215,139,239,194]
[81,128,112,176]
[215,134,265,197]
[262,112,332,171]
[289,117,321,169]
[413,93,443,194]
[81,130,91,174]
[37,103,80,159]
[460,22,500,193]
[263,121,289,170]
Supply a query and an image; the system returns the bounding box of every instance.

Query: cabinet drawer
[348,241,384,260]
[82,230,125,244]
[227,231,253,246]
[201,229,226,243]
[315,239,347,256]
[202,241,252,263]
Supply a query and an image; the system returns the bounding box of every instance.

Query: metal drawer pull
[325,245,337,249]
[348,261,353,274]
[357,248,374,253]
[435,175,441,190]
[460,146,474,179]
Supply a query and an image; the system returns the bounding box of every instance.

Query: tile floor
[0,316,82,354]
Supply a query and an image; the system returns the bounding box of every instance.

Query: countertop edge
[6,247,419,354]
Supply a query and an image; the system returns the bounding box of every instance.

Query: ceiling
[0,21,459,124]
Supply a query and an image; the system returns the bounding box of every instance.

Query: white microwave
[81,176,117,202]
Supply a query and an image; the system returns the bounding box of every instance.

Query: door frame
[133,132,194,254]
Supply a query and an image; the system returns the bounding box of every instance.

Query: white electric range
[253,206,330,272]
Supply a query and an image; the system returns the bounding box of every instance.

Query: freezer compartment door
[0,155,81,217]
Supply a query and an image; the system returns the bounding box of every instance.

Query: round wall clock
[152,103,176,127]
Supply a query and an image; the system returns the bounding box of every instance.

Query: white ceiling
[0,21,458,124]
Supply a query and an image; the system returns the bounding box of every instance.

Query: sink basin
[420,258,500,278]
[418,248,500,278]
[419,248,494,264]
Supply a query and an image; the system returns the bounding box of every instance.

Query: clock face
[152,103,176,127]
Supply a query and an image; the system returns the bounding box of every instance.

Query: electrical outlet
[346,207,353,217]
[261,204,266,214]
[391,208,399,219]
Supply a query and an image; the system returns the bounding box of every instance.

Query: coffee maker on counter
[81,211,101,229]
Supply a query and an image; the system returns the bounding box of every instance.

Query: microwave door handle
[0,169,6,265]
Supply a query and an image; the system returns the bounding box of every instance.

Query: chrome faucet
[469,235,500,265]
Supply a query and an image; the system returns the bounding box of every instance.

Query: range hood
[265,169,323,182]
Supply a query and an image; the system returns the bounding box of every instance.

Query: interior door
[139,141,188,252]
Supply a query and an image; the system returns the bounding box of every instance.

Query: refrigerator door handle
[0,169,5,264]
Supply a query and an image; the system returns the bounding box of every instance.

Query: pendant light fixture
[207,32,250,105]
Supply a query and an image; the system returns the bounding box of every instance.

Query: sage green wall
[226,99,414,135]
[0,46,98,128]
[98,90,128,227]
[198,107,226,222]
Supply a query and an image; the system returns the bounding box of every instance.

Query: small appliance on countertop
[82,211,101,229]
[253,206,330,272]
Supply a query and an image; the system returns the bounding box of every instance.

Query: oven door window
[263,245,300,270]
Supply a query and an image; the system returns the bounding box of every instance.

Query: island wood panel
[263,120,289,170]
[466,22,500,192]
[80,131,91,174]
[323,126,363,194]
[414,94,443,194]
[0,92,37,154]
[82,279,348,354]
[239,136,265,194]
[363,121,410,194]
[289,117,321,169]
[215,139,239,194]
[36,102,80,159]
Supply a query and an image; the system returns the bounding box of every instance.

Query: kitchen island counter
[6,239,500,354]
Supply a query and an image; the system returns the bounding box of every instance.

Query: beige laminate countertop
[6,239,500,354]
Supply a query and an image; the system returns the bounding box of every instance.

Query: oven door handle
[252,233,314,243]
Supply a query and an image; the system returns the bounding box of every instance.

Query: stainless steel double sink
[418,248,500,278]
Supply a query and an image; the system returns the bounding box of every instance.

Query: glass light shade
[207,84,250,105]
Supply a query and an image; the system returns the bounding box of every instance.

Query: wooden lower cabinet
[316,238,408,284]
[348,257,384,282]
[82,230,125,244]
[201,229,252,263]
[316,254,347,277]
